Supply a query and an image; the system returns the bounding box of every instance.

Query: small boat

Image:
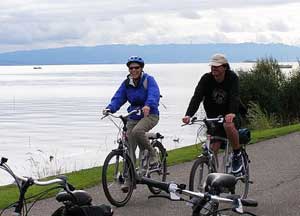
[279,64,292,69]
[242,60,256,63]
[33,66,42,69]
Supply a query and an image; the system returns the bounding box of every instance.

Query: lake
[0,62,297,185]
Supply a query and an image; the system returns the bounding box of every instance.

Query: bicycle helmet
[126,56,145,68]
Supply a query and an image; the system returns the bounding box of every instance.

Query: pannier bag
[238,128,251,144]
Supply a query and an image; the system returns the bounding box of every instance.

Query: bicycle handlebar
[182,116,224,127]
[102,109,140,119]
[0,157,70,188]
[141,177,257,209]
[21,176,66,186]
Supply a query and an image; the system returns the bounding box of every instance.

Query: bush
[246,101,277,130]
[280,68,300,122]
[239,57,285,116]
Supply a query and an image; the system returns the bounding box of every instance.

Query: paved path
[2,132,300,215]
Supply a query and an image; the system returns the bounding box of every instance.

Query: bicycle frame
[186,116,251,200]
[186,117,233,173]
[102,110,168,208]
[102,110,166,181]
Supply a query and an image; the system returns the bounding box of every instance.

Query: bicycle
[183,116,251,199]
[140,172,258,216]
[101,109,168,207]
[0,157,113,216]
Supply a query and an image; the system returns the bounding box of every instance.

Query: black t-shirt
[185,70,240,118]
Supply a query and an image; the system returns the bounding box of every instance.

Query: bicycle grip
[1,157,8,165]
[140,177,170,192]
[241,199,258,207]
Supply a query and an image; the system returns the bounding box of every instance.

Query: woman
[103,56,160,170]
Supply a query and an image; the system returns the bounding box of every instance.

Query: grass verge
[0,123,299,209]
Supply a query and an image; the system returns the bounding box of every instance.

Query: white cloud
[0,0,300,53]
[267,20,290,32]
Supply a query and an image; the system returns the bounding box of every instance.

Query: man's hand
[142,106,150,117]
[182,116,191,124]
[225,113,236,123]
[102,108,111,116]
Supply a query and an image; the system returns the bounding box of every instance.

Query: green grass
[1,123,299,209]
[251,124,300,143]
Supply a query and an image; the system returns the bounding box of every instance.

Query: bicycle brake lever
[191,116,197,122]
[216,115,224,123]
[1,157,8,165]
[101,115,108,120]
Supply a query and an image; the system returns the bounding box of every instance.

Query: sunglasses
[129,66,141,70]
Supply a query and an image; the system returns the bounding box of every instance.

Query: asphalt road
[2,132,300,216]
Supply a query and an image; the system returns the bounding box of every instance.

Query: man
[182,53,243,174]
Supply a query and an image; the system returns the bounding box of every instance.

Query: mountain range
[0,43,299,65]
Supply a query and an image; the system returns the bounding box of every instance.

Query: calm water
[0,62,296,185]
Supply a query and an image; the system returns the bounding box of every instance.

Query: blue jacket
[107,72,160,120]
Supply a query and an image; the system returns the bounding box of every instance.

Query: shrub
[239,57,285,116]
[280,68,300,123]
[246,101,277,130]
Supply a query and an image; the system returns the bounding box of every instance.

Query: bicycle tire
[51,206,64,216]
[189,155,217,193]
[102,150,135,207]
[147,140,167,194]
[234,148,250,199]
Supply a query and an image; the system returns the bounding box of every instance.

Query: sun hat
[209,53,228,66]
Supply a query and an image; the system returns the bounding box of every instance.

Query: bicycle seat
[56,190,92,205]
[205,173,236,194]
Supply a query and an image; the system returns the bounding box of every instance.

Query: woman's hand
[142,105,150,117]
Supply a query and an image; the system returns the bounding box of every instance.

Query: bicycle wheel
[51,206,64,216]
[147,140,167,194]
[102,150,135,207]
[233,149,250,199]
[189,155,216,193]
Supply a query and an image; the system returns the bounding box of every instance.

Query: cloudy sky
[0,0,300,53]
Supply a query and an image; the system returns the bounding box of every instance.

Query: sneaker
[231,152,243,174]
